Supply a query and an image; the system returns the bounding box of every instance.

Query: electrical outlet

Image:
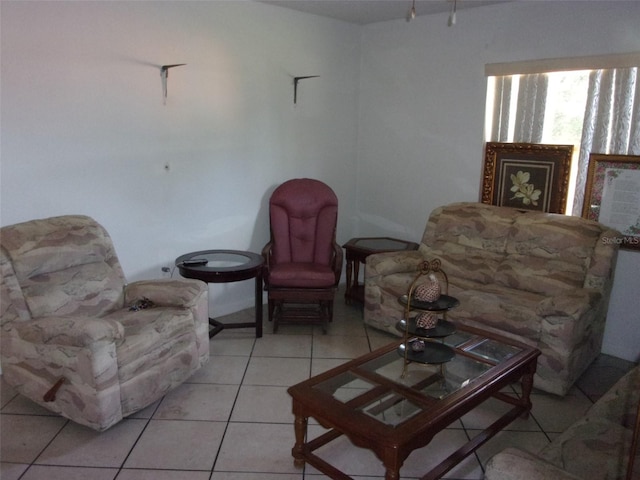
[161,266,172,278]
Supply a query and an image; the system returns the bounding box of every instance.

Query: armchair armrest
[13,316,124,348]
[537,288,601,319]
[485,448,581,480]
[365,250,424,278]
[125,279,207,308]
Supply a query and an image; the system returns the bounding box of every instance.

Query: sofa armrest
[13,316,124,347]
[537,289,601,319]
[485,448,581,480]
[365,250,424,278]
[584,228,620,290]
[125,278,207,308]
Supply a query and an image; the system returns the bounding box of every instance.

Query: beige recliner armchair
[0,215,209,431]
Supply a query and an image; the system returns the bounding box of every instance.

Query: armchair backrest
[0,215,126,325]
[269,178,338,266]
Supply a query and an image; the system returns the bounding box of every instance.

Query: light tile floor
[1,290,635,480]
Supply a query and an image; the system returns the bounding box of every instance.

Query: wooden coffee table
[287,323,540,480]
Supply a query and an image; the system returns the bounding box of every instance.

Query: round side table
[175,249,264,338]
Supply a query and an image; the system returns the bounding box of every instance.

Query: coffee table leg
[385,470,400,480]
[292,412,307,468]
[520,361,536,418]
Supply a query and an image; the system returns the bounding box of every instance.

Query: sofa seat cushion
[538,416,638,480]
[112,307,196,383]
[447,279,545,342]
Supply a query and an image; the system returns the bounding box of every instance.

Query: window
[484,54,640,215]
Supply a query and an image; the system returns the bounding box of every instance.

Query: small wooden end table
[175,249,264,338]
[343,237,418,304]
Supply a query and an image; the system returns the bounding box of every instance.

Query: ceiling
[259,0,510,25]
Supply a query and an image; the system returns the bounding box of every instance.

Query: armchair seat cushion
[268,262,339,288]
[111,307,196,382]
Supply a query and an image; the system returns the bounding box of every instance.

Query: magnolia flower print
[510,170,542,206]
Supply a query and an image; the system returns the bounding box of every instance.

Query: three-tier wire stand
[396,259,460,378]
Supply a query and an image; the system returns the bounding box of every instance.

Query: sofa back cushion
[495,213,605,295]
[0,215,126,319]
[420,202,612,296]
[420,203,514,285]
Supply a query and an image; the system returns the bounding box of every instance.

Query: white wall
[356,1,640,361]
[2,1,639,361]
[0,0,361,315]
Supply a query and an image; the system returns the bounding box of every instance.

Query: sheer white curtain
[572,67,640,215]
[490,76,512,142]
[491,73,548,143]
[514,73,548,143]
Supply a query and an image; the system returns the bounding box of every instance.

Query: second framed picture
[481,142,573,214]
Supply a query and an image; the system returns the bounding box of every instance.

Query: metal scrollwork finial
[418,258,442,274]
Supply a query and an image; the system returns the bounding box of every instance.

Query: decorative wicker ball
[413,274,441,302]
[411,339,426,352]
[416,312,437,329]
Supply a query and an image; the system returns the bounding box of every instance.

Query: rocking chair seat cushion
[268,262,337,288]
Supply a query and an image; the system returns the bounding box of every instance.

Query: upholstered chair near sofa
[0,215,209,431]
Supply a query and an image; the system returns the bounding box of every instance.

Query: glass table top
[311,329,523,428]
[194,252,251,268]
[176,250,263,271]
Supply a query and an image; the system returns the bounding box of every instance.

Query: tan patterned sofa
[364,202,620,396]
[485,364,640,479]
[0,215,209,431]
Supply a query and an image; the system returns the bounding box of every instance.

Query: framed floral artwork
[481,142,573,214]
[582,153,640,251]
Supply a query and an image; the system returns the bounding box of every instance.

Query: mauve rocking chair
[262,178,342,333]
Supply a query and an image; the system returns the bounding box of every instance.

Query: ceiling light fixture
[409,0,416,20]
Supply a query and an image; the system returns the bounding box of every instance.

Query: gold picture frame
[582,153,640,251]
[481,142,573,214]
